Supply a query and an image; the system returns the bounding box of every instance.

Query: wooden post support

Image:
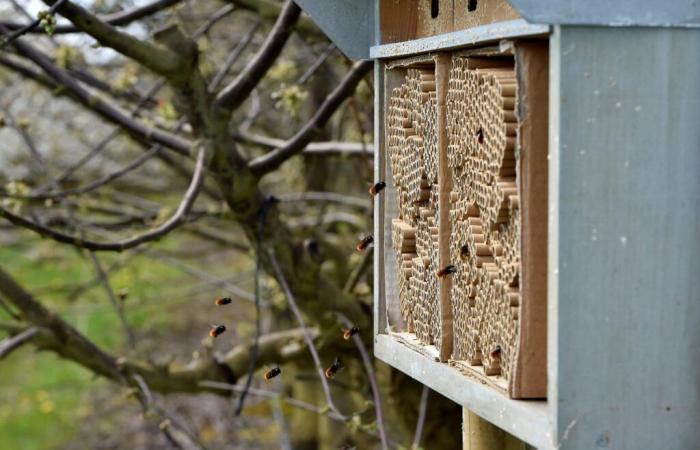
[463,409,531,450]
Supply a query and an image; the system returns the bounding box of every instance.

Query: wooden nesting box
[379,0,520,43]
[296,0,700,447]
[381,43,548,398]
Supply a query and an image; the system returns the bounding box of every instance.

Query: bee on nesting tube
[263,367,282,381]
[459,245,470,261]
[356,235,373,252]
[325,357,344,378]
[215,297,232,306]
[490,345,502,359]
[369,181,386,196]
[209,324,226,338]
[476,127,484,144]
[343,327,359,340]
[436,265,457,278]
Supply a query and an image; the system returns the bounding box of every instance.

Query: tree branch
[0,147,205,252]
[0,326,38,360]
[0,0,183,35]
[214,0,300,112]
[248,60,372,176]
[0,0,69,50]
[41,0,184,77]
[235,130,374,157]
[3,34,193,156]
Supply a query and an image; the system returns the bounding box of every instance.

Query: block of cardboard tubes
[382,43,548,398]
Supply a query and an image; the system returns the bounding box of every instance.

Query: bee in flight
[263,367,282,381]
[436,265,457,278]
[215,297,232,306]
[325,357,344,378]
[356,235,373,252]
[209,324,226,338]
[369,181,386,196]
[343,327,359,340]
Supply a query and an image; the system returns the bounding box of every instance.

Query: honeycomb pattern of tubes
[446,56,521,383]
[386,65,444,349]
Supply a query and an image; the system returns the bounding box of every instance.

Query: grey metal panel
[373,61,386,339]
[376,335,550,448]
[509,0,700,27]
[370,19,549,59]
[550,26,700,450]
[295,0,374,59]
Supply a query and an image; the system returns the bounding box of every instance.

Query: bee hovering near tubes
[436,265,457,278]
[263,367,282,381]
[356,234,373,252]
[369,181,386,196]
[325,357,344,378]
[343,327,359,340]
[209,324,226,338]
[215,297,232,306]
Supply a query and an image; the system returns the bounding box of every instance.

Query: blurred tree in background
[0,1,460,449]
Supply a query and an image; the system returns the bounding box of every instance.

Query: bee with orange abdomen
[215,297,232,306]
[209,324,226,338]
[476,127,484,144]
[263,367,281,381]
[356,235,373,252]
[436,265,457,278]
[490,345,501,359]
[325,357,344,378]
[369,181,386,196]
[459,245,470,261]
[343,327,359,340]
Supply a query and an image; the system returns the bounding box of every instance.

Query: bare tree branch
[235,130,374,157]
[208,19,261,93]
[0,326,38,360]
[297,43,336,84]
[1,0,183,35]
[338,315,389,450]
[3,34,193,156]
[268,248,347,419]
[248,60,373,176]
[41,0,184,77]
[0,0,69,50]
[412,386,430,450]
[0,147,205,252]
[214,0,300,111]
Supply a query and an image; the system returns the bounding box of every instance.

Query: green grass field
[0,234,235,449]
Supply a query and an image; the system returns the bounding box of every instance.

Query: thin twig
[0,147,206,252]
[0,0,183,35]
[297,43,336,84]
[248,60,373,176]
[413,386,430,450]
[0,326,38,359]
[208,19,261,92]
[0,0,69,50]
[338,314,389,450]
[343,247,373,294]
[267,249,346,418]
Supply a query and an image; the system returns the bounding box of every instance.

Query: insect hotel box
[295,0,700,447]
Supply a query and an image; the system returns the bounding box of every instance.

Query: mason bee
[436,265,457,278]
[215,297,232,306]
[324,357,344,378]
[369,181,386,196]
[209,324,226,338]
[356,235,373,252]
[343,327,359,340]
[263,367,282,381]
